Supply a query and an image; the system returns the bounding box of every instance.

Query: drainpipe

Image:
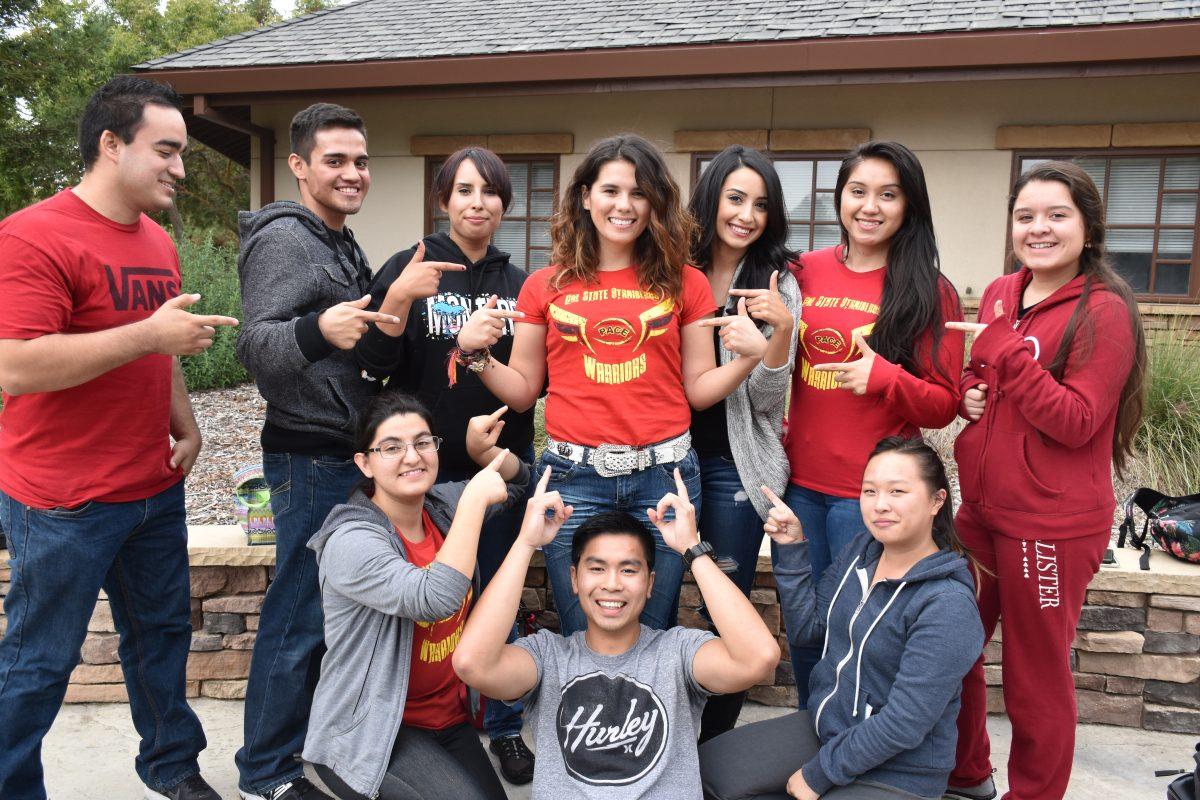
[192,94,276,206]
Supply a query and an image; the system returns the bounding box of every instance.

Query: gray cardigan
[716,264,801,520]
[301,461,529,798]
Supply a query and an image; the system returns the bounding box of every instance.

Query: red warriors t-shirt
[401,511,471,730]
[517,265,716,447]
[785,246,963,498]
[0,190,182,508]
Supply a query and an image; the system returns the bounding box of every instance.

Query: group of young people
[0,75,1145,800]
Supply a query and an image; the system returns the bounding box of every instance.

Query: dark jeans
[537,448,701,636]
[700,711,934,800]
[772,484,863,709]
[314,722,507,800]
[0,482,206,800]
[237,453,362,795]
[696,454,764,742]
[437,445,536,741]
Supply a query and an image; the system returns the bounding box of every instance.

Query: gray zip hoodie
[779,532,984,798]
[301,460,529,799]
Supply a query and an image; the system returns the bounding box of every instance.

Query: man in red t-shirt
[0,77,237,800]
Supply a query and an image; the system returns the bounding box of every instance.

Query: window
[693,153,844,252]
[1016,153,1200,300]
[426,156,558,273]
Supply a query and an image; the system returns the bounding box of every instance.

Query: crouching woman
[302,390,529,800]
[699,437,984,800]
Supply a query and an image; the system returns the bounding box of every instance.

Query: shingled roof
[136,0,1200,70]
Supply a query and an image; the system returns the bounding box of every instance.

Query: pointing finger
[535,465,553,495]
[428,262,467,272]
[673,467,688,501]
[853,331,875,355]
[486,405,509,424]
[769,269,779,293]
[760,485,785,508]
[486,448,509,472]
[945,321,988,334]
[696,316,738,328]
[194,315,240,327]
[811,362,851,373]
[487,309,525,320]
[358,310,403,325]
[727,288,767,298]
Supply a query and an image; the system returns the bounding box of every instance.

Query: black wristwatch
[682,540,714,570]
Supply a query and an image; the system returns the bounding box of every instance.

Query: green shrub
[177,234,249,392]
[1132,326,1200,495]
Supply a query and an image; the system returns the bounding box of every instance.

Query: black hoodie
[356,232,533,473]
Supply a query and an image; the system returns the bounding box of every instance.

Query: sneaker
[145,774,224,800]
[944,775,998,800]
[238,778,333,800]
[489,734,535,785]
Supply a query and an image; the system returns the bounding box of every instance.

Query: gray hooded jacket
[301,460,529,799]
[236,201,376,448]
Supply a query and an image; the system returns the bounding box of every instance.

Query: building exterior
[134,0,1200,306]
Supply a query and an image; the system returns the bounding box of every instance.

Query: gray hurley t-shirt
[514,625,716,800]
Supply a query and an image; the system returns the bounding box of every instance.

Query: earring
[1084,242,1092,249]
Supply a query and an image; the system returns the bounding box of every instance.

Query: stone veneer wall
[0,538,1197,733]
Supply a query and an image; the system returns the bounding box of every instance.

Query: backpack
[1117,488,1200,571]
[1164,742,1199,800]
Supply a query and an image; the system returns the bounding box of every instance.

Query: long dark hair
[1009,161,1147,474]
[353,390,437,498]
[834,141,959,378]
[550,134,695,301]
[688,145,798,303]
[867,436,987,585]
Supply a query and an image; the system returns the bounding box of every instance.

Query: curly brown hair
[550,134,695,300]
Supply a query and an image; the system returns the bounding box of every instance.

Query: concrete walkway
[44,699,1193,799]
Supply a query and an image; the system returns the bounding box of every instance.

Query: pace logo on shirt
[555,671,669,786]
[547,288,673,386]
[104,265,178,312]
[424,292,518,340]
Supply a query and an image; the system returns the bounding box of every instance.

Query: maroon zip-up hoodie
[953,267,1136,541]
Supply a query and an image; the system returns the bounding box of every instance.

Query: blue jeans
[538,448,702,636]
[697,455,764,600]
[437,446,536,741]
[237,453,362,794]
[772,483,863,709]
[0,482,206,800]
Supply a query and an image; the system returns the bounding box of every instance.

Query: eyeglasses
[366,437,443,459]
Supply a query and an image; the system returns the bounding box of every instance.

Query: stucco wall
[247,73,1200,296]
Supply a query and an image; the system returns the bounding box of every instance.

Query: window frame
[1009,149,1200,303]
[689,150,847,254]
[424,153,560,273]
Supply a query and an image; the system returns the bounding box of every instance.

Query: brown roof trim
[139,21,1200,96]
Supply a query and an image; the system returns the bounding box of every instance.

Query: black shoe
[239,779,334,800]
[943,775,998,800]
[145,774,224,800]
[489,734,535,784]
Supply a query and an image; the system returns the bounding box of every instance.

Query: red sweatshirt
[786,246,965,498]
[954,267,1136,541]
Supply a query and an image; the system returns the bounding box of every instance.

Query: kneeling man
[454,468,780,799]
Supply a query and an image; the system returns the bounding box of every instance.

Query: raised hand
[457,295,524,352]
[727,270,792,331]
[143,293,239,356]
[385,241,467,303]
[518,467,573,549]
[963,383,988,421]
[462,448,511,507]
[696,298,768,360]
[946,299,1006,338]
[647,467,700,555]
[318,294,402,349]
[466,405,508,464]
[811,331,876,395]
[760,486,804,545]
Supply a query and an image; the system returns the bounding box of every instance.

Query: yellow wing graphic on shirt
[848,322,875,361]
[548,302,596,354]
[633,297,675,352]
[796,317,811,362]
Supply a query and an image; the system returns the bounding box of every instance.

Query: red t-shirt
[400,510,471,730]
[0,190,182,509]
[785,246,964,497]
[517,265,716,447]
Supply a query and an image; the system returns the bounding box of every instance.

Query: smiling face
[354,412,438,503]
[110,103,187,216]
[289,125,370,228]
[839,157,906,257]
[859,451,945,550]
[571,533,653,634]
[441,157,504,250]
[713,166,768,255]
[583,159,651,263]
[1011,178,1086,283]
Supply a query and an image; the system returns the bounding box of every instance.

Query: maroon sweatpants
[949,502,1109,800]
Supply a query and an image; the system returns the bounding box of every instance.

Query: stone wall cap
[1091,548,1200,597]
[187,524,276,567]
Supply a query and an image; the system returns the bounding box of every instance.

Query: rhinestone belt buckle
[592,444,635,478]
